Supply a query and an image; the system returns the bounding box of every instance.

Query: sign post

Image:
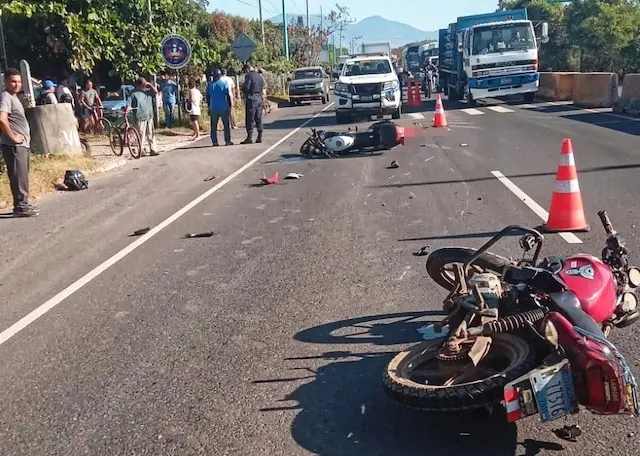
[160,33,192,127]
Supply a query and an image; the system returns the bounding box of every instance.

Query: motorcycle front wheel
[383,333,535,412]
[426,247,512,291]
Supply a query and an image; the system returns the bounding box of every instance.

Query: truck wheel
[321,95,328,104]
[524,92,536,103]
[467,91,477,107]
[392,106,401,119]
[289,99,296,107]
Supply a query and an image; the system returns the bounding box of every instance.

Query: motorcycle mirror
[627,267,640,288]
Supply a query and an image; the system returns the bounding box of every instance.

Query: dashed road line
[490,170,582,244]
[486,106,514,113]
[461,108,485,116]
[407,113,425,119]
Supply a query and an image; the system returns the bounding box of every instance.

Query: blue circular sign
[161,34,192,69]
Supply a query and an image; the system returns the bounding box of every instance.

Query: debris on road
[460,143,469,147]
[131,227,151,236]
[413,246,430,256]
[408,191,416,199]
[182,231,216,239]
[553,424,582,442]
[388,160,400,169]
[204,174,216,181]
[261,171,279,185]
[284,172,303,179]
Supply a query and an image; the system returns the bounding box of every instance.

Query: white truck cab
[334,53,401,124]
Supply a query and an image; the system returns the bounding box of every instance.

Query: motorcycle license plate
[503,359,577,423]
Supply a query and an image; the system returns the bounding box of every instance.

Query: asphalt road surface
[1,92,639,456]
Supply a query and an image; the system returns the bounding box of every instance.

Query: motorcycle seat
[549,291,606,338]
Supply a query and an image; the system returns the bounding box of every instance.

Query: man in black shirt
[240,63,264,144]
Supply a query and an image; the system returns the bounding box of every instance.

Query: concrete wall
[25,103,83,156]
[613,73,640,117]
[572,72,618,108]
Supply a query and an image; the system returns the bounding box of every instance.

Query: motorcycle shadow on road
[255,312,563,455]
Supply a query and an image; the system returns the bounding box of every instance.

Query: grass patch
[0,154,100,208]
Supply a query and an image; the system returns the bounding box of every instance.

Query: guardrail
[537,72,619,108]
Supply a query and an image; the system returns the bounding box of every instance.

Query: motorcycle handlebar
[598,210,616,236]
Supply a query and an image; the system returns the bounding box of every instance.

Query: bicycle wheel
[125,126,142,159]
[113,130,124,156]
[101,118,119,155]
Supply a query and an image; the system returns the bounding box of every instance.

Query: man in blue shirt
[161,75,177,128]
[205,69,232,146]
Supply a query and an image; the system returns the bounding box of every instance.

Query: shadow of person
[257,350,519,456]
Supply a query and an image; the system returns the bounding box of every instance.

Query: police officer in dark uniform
[241,62,265,144]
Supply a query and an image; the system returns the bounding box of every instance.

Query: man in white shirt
[220,69,237,129]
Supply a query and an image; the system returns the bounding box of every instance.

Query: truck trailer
[438,9,548,105]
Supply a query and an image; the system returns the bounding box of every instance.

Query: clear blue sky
[209,0,500,31]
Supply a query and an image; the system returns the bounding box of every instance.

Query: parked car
[287,66,330,106]
[101,84,136,119]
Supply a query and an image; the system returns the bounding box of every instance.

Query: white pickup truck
[333,53,402,124]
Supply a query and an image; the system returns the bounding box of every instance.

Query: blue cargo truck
[438,9,549,106]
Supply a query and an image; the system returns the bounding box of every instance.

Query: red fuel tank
[557,254,617,323]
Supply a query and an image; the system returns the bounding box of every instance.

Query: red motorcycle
[383,210,640,425]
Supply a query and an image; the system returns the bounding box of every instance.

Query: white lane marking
[0,103,336,347]
[408,113,425,119]
[487,106,514,113]
[461,108,484,116]
[490,170,583,244]
[518,104,538,109]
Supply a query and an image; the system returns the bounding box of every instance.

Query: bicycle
[112,107,142,159]
[84,106,118,155]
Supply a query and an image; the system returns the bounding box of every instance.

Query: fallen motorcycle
[299,120,406,158]
[383,210,640,425]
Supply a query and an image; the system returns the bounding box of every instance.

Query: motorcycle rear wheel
[426,247,512,291]
[383,333,535,412]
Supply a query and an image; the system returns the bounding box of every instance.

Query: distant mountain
[267,14,438,48]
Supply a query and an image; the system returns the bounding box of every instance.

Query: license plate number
[504,359,577,423]
[501,78,513,85]
[360,95,373,101]
[533,362,576,422]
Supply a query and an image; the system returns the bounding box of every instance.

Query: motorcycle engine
[467,273,504,308]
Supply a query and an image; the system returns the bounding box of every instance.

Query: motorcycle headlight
[543,320,559,348]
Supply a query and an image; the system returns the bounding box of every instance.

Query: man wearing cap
[38,80,59,105]
[240,62,264,144]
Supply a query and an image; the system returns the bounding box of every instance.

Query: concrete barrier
[25,103,83,156]
[537,72,578,101]
[613,73,640,117]
[572,72,618,108]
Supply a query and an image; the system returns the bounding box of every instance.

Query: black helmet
[212,69,222,80]
[64,169,89,191]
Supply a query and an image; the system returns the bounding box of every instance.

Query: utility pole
[350,35,362,54]
[306,0,310,37]
[0,10,8,74]
[282,0,289,59]
[258,0,265,45]
[335,5,355,56]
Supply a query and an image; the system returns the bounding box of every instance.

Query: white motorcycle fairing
[324,135,356,152]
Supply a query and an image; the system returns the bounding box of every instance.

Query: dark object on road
[553,424,582,442]
[384,210,640,427]
[63,170,89,191]
[300,120,406,158]
[388,160,399,169]
[131,227,151,236]
[183,231,216,239]
[204,175,216,182]
[284,172,303,179]
[412,246,429,256]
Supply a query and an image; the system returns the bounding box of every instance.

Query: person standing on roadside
[80,80,102,126]
[205,69,233,147]
[126,77,160,156]
[0,68,39,217]
[162,74,178,128]
[37,80,59,105]
[187,80,202,141]
[220,69,237,129]
[240,63,264,144]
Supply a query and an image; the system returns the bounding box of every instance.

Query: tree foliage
[0,0,343,83]
[498,0,640,74]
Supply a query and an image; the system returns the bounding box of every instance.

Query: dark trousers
[245,98,263,137]
[1,144,30,209]
[210,109,231,145]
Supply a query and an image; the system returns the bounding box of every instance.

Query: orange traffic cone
[543,138,590,232]
[433,94,448,127]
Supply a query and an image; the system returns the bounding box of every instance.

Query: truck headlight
[383,80,399,91]
[335,83,350,92]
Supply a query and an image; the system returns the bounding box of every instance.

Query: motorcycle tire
[426,247,512,291]
[383,333,536,412]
